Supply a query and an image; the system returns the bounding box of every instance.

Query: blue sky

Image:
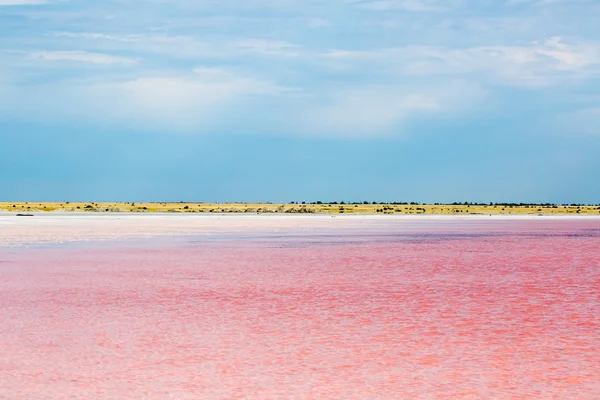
[1,0,599,203]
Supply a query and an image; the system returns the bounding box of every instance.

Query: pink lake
[1,215,599,399]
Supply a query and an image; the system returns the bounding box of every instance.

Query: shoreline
[2,211,600,219]
[2,213,599,249]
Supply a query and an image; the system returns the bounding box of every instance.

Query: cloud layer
[1,0,600,137]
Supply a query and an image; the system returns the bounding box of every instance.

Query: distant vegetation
[1,202,599,215]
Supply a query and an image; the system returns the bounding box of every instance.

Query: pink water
[1,216,599,399]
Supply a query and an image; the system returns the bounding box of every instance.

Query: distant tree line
[288,201,599,206]
[291,201,422,205]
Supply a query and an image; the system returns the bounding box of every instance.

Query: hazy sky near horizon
[1,0,600,203]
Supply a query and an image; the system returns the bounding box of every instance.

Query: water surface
[1,216,599,399]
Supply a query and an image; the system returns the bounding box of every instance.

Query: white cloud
[351,0,445,11]
[505,0,563,5]
[536,37,598,70]
[325,49,386,58]
[309,90,437,134]
[51,32,221,60]
[303,81,484,137]
[52,32,303,59]
[53,32,143,43]
[30,51,137,65]
[0,65,293,132]
[0,0,46,5]
[235,40,299,57]
[0,62,484,138]
[3,0,600,139]
[323,37,600,87]
[63,68,287,131]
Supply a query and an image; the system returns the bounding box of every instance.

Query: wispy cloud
[30,51,137,65]
[53,32,143,43]
[0,0,46,5]
[505,0,564,5]
[307,88,438,135]
[350,0,445,12]
[235,40,300,57]
[52,32,302,59]
[0,67,291,131]
[324,37,600,87]
[302,81,484,137]
[2,0,600,139]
